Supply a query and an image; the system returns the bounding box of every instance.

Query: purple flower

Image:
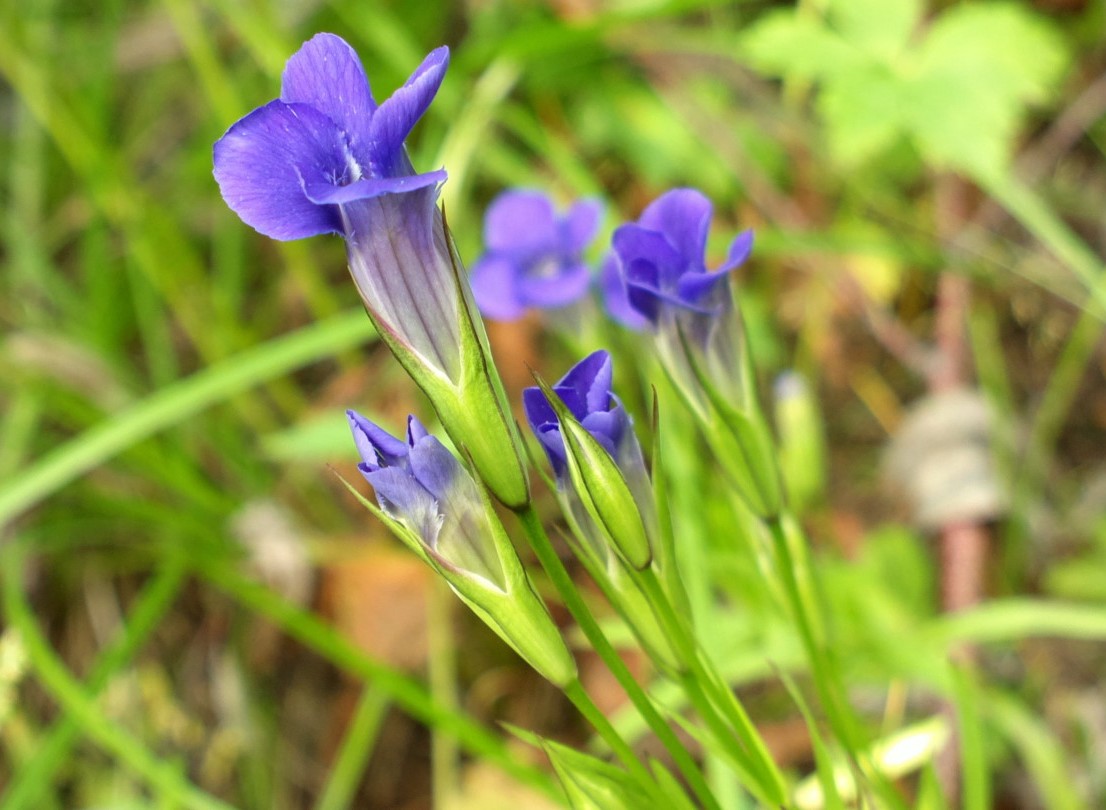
[348,409,503,585]
[600,253,650,331]
[347,409,577,684]
[523,350,654,570]
[604,191,781,515]
[605,188,752,341]
[213,35,460,378]
[470,190,602,321]
[523,350,627,480]
[215,36,530,508]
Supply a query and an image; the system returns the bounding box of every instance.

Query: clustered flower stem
[633,565,788,805]
[560,679,653,790]
[763,516,863,751]
[515,503,723,810]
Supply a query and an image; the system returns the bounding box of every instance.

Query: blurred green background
[2,0,1105,807]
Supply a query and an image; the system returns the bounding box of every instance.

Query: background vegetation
[1,0,1105,807]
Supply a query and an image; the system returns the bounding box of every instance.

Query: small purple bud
[346,409,576,685]
[347,410,503,587]
[524,351,655,569]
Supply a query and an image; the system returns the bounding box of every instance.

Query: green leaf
[739,11,863,80]
[903,67,1013,176]
[917,3,1067,104]
[828,0,922,63]
[818,64,908,166]
[907,2,1069,175]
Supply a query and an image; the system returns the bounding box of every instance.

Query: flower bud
[347,410,574,685]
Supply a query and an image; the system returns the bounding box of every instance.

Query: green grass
[2,0,1105,807]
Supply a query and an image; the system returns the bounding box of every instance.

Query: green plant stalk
[932,598,1106,644]
[197,557,557,797]
[314,687,391,810]
[0,311,376,529]
[1016,306,1102,502]
[984,690,1081,810]
[763,517,858,750]
[516,504,722,810]
[562,678,658,795]
[950,666,989,810]
[763,518,911,807]
[2,554,190,809]
[636,567,787,805]
[1,545,235,810]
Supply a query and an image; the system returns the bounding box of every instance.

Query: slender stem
[764,517,858,750]
[315,688,390,810]
[516,504,722,810]
[563,679,656,791]
[676,672,764,798]
[934,173,989,802]
[637,567,788,806]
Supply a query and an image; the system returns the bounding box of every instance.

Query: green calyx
[532,373,653,570]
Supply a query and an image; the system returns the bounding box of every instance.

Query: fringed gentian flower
[600,253,650,331]
[524,352,682,670]
[347,410,575,686]
[469,190,602,321]
[605,188,780,516]
[524,351,654,569]
[214,35,529,508]
[606,188,753,396]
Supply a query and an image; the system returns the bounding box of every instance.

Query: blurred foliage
[1,0,1105,808]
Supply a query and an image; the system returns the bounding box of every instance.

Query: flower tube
[213,34,528,507]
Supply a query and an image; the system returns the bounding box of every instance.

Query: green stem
[2,545,234,810]
[516,504,722,810]
[427,576,459,807]
[314,687,390,810]
[1015,306,1102,503]
[637,568,788,806]
[980,173,1106,318]
[764,518,912,810]
[764,516,856,748]
[563,679,655,791]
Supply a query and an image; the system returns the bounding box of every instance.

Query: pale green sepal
[676,322,783,518]
[443,473,576,686]
[532,374,653,570]
[540,737,654,810]
[555,492,682,674]
[358,213,530,510]
[650,759,699,810]
[447,214,531,509]
[338,470,574,686]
